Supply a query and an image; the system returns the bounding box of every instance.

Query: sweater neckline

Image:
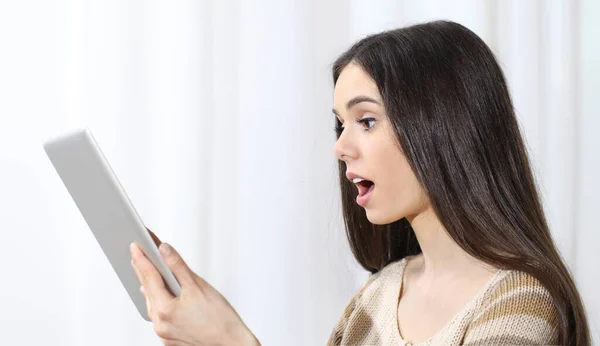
[392,256,509,345]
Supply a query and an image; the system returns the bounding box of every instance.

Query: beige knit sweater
[327,256,559,345]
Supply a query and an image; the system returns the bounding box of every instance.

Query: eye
[357,117,376,131]
[334,117,344,137]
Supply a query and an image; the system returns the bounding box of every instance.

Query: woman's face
[333,63,428,224]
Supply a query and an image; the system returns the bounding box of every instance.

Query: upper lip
[346,172,371,183]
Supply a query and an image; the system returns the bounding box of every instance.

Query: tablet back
[43,128,181,321]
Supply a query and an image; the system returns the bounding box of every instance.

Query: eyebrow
[332,96,382,116]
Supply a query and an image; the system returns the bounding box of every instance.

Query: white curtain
[1,0,598,344]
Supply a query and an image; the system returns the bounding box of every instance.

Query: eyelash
[334,118,376,136]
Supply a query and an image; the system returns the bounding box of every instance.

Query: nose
[333,129,359,162]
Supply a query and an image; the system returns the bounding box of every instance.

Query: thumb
[159,243,196,288]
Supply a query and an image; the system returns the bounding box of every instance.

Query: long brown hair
[332,20,590,345]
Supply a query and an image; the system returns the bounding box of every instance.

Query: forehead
[333,63,382,108]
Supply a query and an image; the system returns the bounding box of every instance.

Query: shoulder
[327,257,409,346]
[342,257,408,309]
[340,256,409,299]
[463,270,560,345]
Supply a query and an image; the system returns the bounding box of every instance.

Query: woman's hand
[130,229,260,346]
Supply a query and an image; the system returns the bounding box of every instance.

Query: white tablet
[43,128,181,321]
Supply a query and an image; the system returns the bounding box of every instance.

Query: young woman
[130,20,590,346]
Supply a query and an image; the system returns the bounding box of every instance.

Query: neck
[406,206,493,279]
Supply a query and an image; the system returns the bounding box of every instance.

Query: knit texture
[327,256,559,345]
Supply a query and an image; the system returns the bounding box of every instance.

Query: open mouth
[353,178,375,197]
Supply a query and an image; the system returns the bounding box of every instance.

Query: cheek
[378,146,423,203]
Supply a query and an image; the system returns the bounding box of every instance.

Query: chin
[365,203,411,225]
[365,208,399,225]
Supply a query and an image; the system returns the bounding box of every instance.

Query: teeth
[353,178,364,183]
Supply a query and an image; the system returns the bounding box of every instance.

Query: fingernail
[159,243,172,256]
[140,286,145,295]
[130,242,137,254]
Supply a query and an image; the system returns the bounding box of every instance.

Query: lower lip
[356,185,374,207]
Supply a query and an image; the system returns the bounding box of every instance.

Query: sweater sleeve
[462,271,560,345]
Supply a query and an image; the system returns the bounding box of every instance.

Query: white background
[0,0,598,344]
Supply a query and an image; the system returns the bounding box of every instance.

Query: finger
[146,227,163,247]
[132,260,157,320]
[141,286,153,319]
[130,243,174,302]
[131,257,145,293]
[158,243,196,288]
